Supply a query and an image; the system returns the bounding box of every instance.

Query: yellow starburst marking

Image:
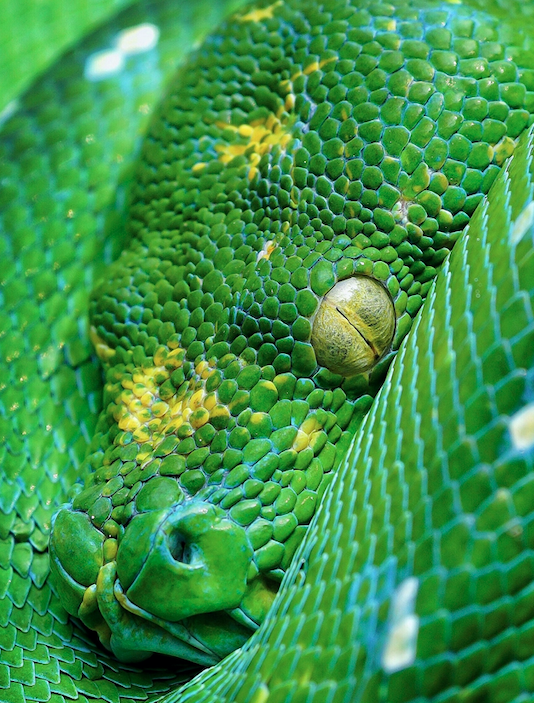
[214,114,293,180]
[238,0,282,22]
[108,345,220,452]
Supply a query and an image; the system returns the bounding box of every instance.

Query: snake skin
[1,0,534,702]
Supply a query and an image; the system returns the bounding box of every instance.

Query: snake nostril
[169,533,193,564]
[116,502,254,623]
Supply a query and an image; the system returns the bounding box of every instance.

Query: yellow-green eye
[311,276,396,376]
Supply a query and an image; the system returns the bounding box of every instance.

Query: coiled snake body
[1,0,534,701]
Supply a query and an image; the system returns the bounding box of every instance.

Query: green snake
[1,0,534,700]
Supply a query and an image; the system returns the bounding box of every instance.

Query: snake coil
[1,0,534,701]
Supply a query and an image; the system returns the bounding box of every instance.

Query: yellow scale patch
[292,416,324,453]
[280,56,337,112]
[193,114,293,180]
[106,345,225,460]
[107,345,323,461]
[193,0,297,183]
[214,114,293,180]
[193,16,339,184]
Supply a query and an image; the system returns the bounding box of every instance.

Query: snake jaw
[93,562,221,665]
[73,561,221,664]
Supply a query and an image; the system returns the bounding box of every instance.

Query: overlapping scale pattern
[1,0,534,700]
[66,0,534,659]
[171,120,534,703]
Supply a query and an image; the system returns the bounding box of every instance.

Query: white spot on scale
[393,198,410,225]
[115,23,160,55]
[382,577,419,674]
[510,402,534,451]
[511,201,534,245]
[84,49,124,81]
[84,23,159,82]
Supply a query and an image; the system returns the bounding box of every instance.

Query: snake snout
[50,501,258,663]
[115,501,253,621]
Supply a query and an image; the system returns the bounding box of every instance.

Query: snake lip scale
[1,0,534,701]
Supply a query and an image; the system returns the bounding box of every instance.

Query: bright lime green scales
[1,0,534,701]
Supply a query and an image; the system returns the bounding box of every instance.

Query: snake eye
[311,275,396,376]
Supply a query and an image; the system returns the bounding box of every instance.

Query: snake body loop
[1,0,534,701]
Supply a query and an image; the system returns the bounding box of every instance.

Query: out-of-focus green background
[0,0,133,115]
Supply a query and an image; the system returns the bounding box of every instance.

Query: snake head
[48,274,397,665]
[49,500,271,663]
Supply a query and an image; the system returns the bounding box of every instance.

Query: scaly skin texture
[47,0,534,668]
[1,0,534,702]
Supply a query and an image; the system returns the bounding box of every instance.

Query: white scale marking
[0,99,19,126]
[116,23,160,55]
[382,577,420,674]
[510,402,534,451]
[84,49,124,81]
[84,23,160,81]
